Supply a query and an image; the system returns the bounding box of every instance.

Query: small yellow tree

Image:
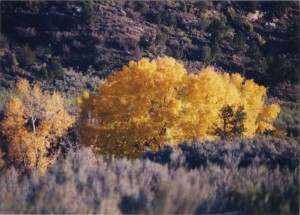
[78,57,280,157]
[1,79,74,173]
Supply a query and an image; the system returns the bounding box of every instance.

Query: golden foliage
[1,79,74,174]
[78,57,280,157]
[0,151,4,169]
[271,127,287,138]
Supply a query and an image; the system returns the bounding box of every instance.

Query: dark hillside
[0,1,299,96]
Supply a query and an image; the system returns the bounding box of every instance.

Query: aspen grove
[77,57,280,157]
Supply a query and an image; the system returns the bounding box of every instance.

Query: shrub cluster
[42,59,65,81]
[266,55,299,84]
[145,135,299,171]
[17,45,36,68]
[0,136,298,214]
[274,101,300,138]
[82,1,95,25]
[48,67,101,94]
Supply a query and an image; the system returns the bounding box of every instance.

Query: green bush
[213,105,246,140]
[211,42,221,60]
[155,32,167,45]
[274,101,300,137]
[199,45,211,62]
[246,42,262,61]
[17,45,36,68]
[135,2,148,14]
[266,56,299,84]
[194,1,208,14]
[82,1,95,25]
[233,31,245,52]
[179,1,187,13]
[0,87,15,112]
[165,47,185,60]
[210,31,222,44]
[234,14,253,32]
[207,19,229,38]
[43,60,65,81]
[97,61,116,73]
[156,10,177,27]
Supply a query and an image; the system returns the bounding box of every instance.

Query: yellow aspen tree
[78,57,188,157]
[78,57,280,157]
[1,79,74,174]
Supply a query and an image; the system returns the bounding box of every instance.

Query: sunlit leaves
[78,57,280,157]
[1,79,75,174]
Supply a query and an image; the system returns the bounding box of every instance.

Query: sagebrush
[0,136,298,214]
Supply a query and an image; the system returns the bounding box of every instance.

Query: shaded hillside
[0,1,299,100]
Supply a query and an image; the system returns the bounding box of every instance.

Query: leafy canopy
[1,79,74,173]
[78,57,280,157]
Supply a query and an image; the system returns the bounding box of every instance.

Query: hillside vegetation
[0,1,299,96]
